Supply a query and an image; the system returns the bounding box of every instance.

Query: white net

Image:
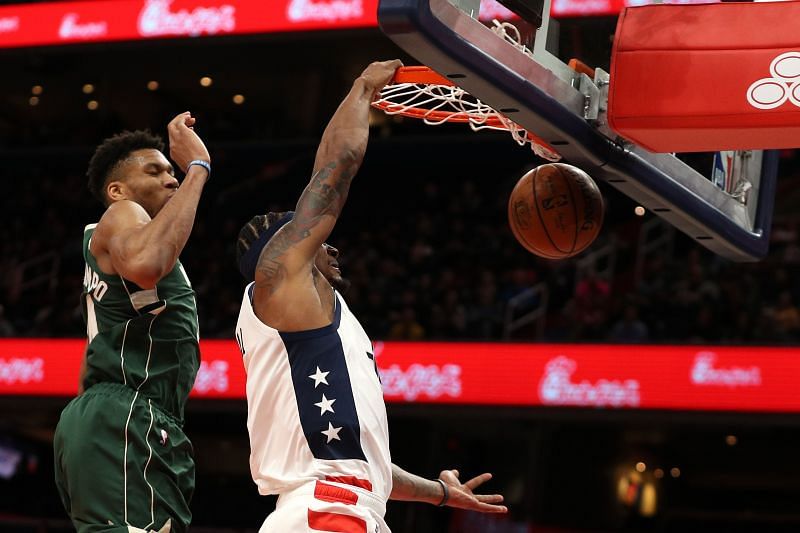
[374,81,561,162]
[372,21,561,162]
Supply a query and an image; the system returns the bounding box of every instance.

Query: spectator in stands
[388,306,426,340]
[609,303,649,343]
[0,305,15,337]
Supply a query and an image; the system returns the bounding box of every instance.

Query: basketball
[508,163,604,259]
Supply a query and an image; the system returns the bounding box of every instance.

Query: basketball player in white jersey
[234,60,508,532]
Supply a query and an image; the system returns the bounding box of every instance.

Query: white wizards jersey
[237,283,392,501]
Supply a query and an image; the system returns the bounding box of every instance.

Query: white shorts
[260,480,391,533]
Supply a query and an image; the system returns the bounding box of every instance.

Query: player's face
[114,149,179,217]
[315,243,349,293]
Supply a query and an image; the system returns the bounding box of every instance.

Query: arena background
[2,1,800,531]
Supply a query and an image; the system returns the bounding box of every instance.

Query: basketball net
[372,21,562,162]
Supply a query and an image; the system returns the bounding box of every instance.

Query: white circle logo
[790,82,800,108]
[747,52,800,110]
[747,79,788,109]
[770,51,800,80]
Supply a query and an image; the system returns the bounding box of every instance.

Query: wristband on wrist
[187,160,211,180]
[435,478,449,507]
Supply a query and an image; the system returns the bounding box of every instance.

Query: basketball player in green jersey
[53,112,210,533]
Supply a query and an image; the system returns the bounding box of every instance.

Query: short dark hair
[236,211,293,281]
[86,130,165,205]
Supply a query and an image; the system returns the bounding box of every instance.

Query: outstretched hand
[439,469,508,514]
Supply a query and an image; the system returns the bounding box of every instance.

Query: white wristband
[187,160,211,180]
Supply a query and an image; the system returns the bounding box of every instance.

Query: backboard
[377,0,779,261]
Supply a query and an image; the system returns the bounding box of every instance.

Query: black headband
[237,211,294,282]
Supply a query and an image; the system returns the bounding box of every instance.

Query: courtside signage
[0,0,381,48]
[0,0,722,48]
[0,338,798,413]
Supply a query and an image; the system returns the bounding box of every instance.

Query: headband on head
[238,211,294,282]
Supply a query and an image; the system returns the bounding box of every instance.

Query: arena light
[199,76,212,87]
[82,83,94,94]
[28,96,39,106]
[87,100,98,110]
[146,80,159,91]
[31,85,42,95]
[232,94,245,105]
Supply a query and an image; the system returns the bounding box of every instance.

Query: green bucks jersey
[81,224,200,421]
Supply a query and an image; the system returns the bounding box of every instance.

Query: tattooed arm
[252,60,401,328]
[390,464,507,513]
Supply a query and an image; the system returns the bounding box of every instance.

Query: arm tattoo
[254,154,359,293]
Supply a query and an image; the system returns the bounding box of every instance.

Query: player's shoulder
[96,200,150,233]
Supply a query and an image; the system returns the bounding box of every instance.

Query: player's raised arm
[91,112,211,289]
[254,60,401,289]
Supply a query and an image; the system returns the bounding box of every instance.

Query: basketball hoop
[372,65,562,162]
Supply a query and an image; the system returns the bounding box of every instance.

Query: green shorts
[54,382,195,533]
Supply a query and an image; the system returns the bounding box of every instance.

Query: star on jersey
[309,366,330,388]
[321,422,343,443]
[314,394,337,415]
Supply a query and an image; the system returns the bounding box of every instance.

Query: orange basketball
[508,163,603,259]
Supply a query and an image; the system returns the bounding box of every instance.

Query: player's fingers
[169,111,191,130]
[185,116,196,127]
[475,494,504,504]
[478,503,508,514]
[464,472,492,490]
[439,469,459,483]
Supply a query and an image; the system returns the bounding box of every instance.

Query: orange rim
[390,66,456,86]
[377,66,557,156]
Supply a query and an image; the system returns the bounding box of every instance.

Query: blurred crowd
[2,142,800,345]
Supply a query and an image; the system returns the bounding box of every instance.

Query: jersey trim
[280,315,367,462]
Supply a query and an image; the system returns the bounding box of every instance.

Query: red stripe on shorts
[314,480,359,505]
[308,509,367,533]
[324,475,373,491]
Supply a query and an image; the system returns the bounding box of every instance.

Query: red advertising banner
[0,338,797,413]
[0,0,381,49]
[0,0,724,49]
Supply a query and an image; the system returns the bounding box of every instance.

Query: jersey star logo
[309,366,330,388]
[321,422,342,443]
[314,394,336,415]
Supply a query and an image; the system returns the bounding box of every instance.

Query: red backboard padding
[608,1,800,153]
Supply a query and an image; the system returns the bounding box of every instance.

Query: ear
[106,180,127,203]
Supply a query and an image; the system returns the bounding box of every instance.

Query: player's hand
[359,59,403,94]
[167,112,211,173]
[438,469,508,514]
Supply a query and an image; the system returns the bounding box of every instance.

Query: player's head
[236,211,349,292]
[87,130,177,217]
[316,242,349,294]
